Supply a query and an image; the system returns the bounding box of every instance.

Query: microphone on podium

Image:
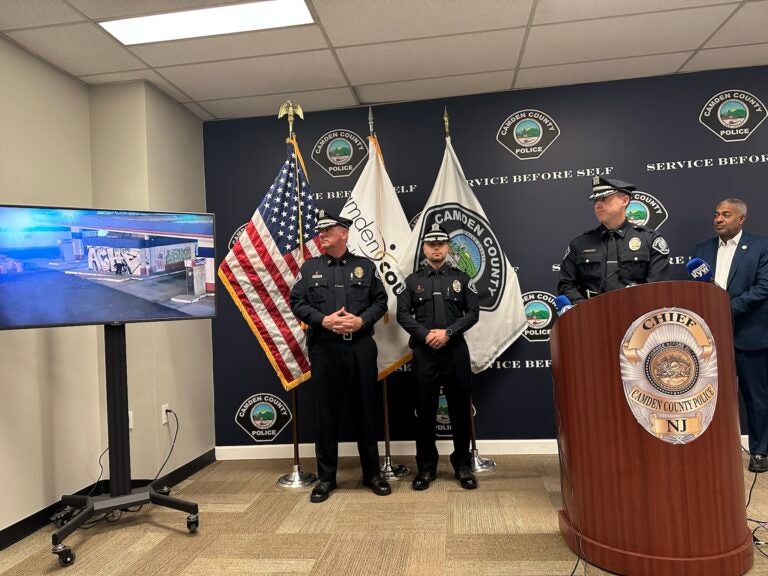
[686,258,715,283]
[554,295,575,317]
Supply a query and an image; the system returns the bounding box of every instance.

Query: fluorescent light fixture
[100,0,314,45]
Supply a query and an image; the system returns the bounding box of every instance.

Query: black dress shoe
[412,472,436,491]
[310,481,337,503]
[455,466,477,490]
[362,476,392,496]
[749,454,768,473]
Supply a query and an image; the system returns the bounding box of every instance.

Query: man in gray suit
[692,198,768,473]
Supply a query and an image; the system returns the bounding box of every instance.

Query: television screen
[0,205,215,329]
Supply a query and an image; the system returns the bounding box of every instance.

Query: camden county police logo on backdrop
[415,203,505,311]
[620,308,718,445]
[312,129,368,177]
[522,291,557,343]
[228,222,249,249]
[496,109,560,160]
[412,388,477,438]
[235,393,292,443]
[699,90,767,142]
[626,191,668,230]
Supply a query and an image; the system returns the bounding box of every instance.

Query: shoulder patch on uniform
[468,281,478,294]
[295,271,302,281]
[563,245,571,260]
[374,268,381,280]
[652,236,670,255]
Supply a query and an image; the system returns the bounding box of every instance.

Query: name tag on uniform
[582,249,596,253]
[312,272,323,279]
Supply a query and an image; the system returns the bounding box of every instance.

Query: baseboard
[215,439,560,460]
[216,435,752,460]
[0,449,215,552]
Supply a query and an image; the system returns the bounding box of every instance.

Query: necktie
[334,263,347,309]
[432,273,447,328]
[605,231,621,292]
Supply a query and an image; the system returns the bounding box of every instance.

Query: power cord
[52,409,182,530]
[86,446,109,497]
[741,443,768,554]
[154,408,180,482]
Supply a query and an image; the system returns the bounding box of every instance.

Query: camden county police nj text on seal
[414,203,505,311]
[620,308,717,445]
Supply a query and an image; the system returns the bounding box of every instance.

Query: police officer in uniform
[558,176,670,302]
[397,224,480,491]
[290,209,390,503]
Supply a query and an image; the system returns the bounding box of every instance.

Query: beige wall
[0,37,101,532]
[90,83,213,478]
[0,37,214,531]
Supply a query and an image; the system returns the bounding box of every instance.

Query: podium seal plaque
[620,308,718,444]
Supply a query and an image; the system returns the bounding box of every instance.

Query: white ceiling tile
[157,50,346,100]
[705,1,768,48]
[337,29,524,86]
[516,53,691,89]
[66,0,235,20]
[0,0,84,30]
[79,68,193,102]
[313,0,532,46]
[682,43,768,72]
[356,71,513,104]
[184,101,215,120]
[6,22,145,75]
[523,5,735,67]
[533,0,737,24]
[128,25,326,67]
[200,87,357,118]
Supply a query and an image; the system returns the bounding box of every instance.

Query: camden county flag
[218,138,322,391]
[340,135,412,379]
[399,136,526,373]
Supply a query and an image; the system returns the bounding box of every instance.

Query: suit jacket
[692,231,768,350]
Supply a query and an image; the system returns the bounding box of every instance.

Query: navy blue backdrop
[204,65,768,447]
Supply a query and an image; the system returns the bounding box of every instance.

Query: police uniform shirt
[290,251,387,339]
[396,263,479,347]
[558,219,670,303]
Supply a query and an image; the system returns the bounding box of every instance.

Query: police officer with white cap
[290,209,390,503]
[397,223,480,491]
[558,176,670,302]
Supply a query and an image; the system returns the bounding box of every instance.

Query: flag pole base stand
[380,456,409,480]
[277,464,317,489]
[470,449,496,474]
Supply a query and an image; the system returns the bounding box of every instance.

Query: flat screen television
[0,205,215,329]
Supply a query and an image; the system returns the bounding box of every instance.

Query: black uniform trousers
[736,348,768,455]
[309,335,380,482]
[413,339,472,475]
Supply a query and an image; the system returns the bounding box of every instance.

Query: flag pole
[445,109,494,474]
[276,100,316,489]
[366,106,409,480]
[469,397,496,473]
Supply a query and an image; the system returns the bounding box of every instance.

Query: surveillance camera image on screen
[0,205,216,329]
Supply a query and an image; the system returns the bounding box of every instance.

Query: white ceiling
[2,0,767,121]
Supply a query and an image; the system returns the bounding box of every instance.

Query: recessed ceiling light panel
[100,0,314,46]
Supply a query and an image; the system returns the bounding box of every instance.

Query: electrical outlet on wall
[161,404,170,425]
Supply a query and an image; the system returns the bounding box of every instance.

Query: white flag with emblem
[399,136,526,373]
[340,135,412,378]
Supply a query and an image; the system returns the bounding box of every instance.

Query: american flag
[218,139,322,390]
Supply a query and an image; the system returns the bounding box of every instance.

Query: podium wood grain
[550,281,753,576]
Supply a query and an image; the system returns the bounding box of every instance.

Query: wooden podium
[550,281,752,576]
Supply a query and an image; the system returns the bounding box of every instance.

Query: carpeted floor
[2,453,768,575]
